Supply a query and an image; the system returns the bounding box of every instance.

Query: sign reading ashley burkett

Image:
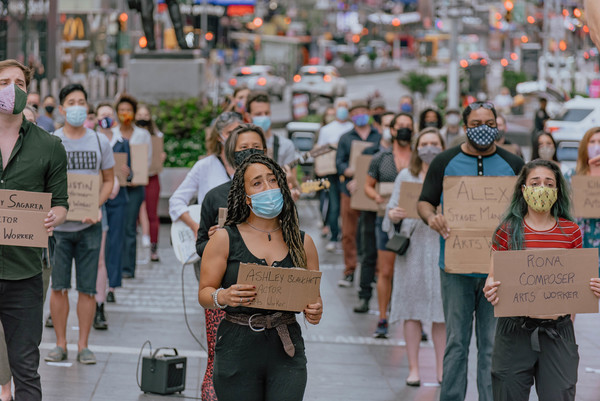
[0,189,51,247]
[237,263,322,312]
[493,248,599,317]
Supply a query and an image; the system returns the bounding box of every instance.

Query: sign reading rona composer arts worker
[493,248,599,317]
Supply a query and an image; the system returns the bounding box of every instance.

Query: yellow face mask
[522,185,558,213]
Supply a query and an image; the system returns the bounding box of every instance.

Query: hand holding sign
[427,213,450,239]
[220,283,257,307]
[590,278,600,298]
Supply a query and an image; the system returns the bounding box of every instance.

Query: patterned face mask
[522,185,558,213]
[466,124,498,151]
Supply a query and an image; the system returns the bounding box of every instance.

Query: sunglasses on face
[218,111,243,122]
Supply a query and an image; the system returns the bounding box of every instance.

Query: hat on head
[370,98,386,110]
[349,99,369,112]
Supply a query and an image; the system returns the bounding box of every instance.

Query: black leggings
[213,320,307,401]
[491,316,579,401]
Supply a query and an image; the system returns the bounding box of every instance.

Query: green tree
[400,72,436,95]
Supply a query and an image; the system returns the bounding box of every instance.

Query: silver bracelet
[212,288,226,309]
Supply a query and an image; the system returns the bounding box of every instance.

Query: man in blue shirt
[418,102,524,401]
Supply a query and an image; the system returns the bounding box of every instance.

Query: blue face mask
[252,115,272,132]
[352,113,370,127]
[400,103,413,113]
[65,105,88,127]
[336,107,349,121]
[247,188,284,219]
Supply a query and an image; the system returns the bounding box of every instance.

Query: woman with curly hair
[198,153,323,401]
[484,159,600,400]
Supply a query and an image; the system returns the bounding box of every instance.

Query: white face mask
[446,114,461,126]
[382,127,392,142]
[538,145,555,161]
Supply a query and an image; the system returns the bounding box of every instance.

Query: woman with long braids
[484,159,600,400]
[198,153,323,401]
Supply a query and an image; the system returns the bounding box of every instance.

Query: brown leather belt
[225,312,297,357]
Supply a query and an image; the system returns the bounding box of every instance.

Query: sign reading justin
[66,173,100,222]
[443,176,516,274]
[237,263,322,312]
[493,248,599,317]
[0,189,51,247]
[571,175,600,218]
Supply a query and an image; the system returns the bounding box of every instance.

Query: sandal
[44,346,67,362]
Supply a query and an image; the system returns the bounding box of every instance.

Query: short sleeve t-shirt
[54,128,115,232]
[368,150,398,183]
[492,218,582,251]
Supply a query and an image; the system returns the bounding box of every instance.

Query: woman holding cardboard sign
[484,159,600,400]
[198,153,322,401]
[384,128,446,386]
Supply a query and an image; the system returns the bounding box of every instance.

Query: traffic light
[119,12,128,31]
[504,0,513,22]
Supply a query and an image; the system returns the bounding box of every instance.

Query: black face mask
[395,127,412,142]
[136,119,151,128]
[45,105,55,114]
[372,114,382,124]
[234,148,263,167]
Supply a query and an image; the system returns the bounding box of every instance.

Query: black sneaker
[373,319,388,338]
[421,330,428,342]
[353,298,370,314]
[93,303,108,330]
[45,315,53,328]
[337,274,354,288]
[106,291,116,303]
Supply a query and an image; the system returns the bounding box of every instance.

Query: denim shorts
[101,205,108,232]
[51,223,102,295]
[375,216,389,251]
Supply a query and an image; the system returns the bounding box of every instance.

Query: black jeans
[358,211,377,301]
[214,320,307,401]
[0,273,43,401]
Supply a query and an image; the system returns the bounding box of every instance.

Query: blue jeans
[122,186,146,277]
[439,269,496,401]
[105,198,127,288]
[51,223,102,295]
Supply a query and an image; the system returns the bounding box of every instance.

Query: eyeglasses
[217,111,243,123]
[467,101,494,111]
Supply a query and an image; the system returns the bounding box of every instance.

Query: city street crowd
[0,56,600,401]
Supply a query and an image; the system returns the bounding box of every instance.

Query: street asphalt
[35,198,600,401]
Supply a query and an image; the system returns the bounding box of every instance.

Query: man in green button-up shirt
[0,59,68,401]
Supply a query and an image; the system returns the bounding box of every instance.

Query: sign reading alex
[493,248,599,317]
[237,263,322,312]
[0,189,51,247]
[443,176,516,274]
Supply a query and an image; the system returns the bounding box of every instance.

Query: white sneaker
[326,241,338,252]
[141,235,151,248]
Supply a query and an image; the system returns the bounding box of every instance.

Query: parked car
[545,97,600,143]
[227,65,286,100]
[291,65,347,100]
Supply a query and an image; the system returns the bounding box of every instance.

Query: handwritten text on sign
[445,229,495,274]
[397,181,423,219]
[0,189,51,247]
[237,263,322,312]
[494,248,599,317]
[67,173,100,222]
[571,175,600,218]
[443,176,516,229]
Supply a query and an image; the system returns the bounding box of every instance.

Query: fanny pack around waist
[225,312,297,357]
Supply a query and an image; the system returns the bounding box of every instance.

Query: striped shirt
[493,218,583,251]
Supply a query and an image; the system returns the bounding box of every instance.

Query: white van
[546,98,600,143]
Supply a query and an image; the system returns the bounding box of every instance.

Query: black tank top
[221,224,305,314]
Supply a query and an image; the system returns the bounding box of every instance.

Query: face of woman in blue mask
[245,163,283,219]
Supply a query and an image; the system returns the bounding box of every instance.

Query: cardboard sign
[445,229,495,274]
[113,153,129,187]
[350,154,377,212]
[443,176,517,230]
[237,263,322,312]
[66,173,100,222]
[314,150,337,177]
[130,143,149,186]
[349,140,372,172]
[397,181,423,219]
[376,182,395,215]
[0,189,52,247]
[494,248,599,317]
[149,136,164,176]
[571,175,600,218]
[443,176,516,274]
[218,208,227,228]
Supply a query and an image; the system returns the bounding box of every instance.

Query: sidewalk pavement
[37,199,600,400]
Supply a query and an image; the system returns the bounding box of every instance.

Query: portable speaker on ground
[140,347,186,395]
